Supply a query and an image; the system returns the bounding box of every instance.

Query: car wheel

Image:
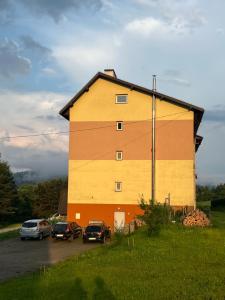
[39,233,43,240]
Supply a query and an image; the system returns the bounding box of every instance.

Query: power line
[70,112,189,171]
[0,111,189,141]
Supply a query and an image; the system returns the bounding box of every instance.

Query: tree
[17,184,36,219]
[196,185,214,202]
[0,160,18,222]
[139,199,171,236]
[32,178,67,218]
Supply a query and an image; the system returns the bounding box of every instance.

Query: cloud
[160,70,190,87]
[0,90,69,151]
[125,17,168,36]
[35,115,63,121]
[160,77,190,87]
[41,67,57,76]
[133,0,157,6]
[1,143,68,178]
[53,40,118,83]
[20,0,103,22]
[204,109,225,123]
[20,35,51,56]
[0,0,104,23]
[0,38,31,78]
[128,0,206,37]
[216,28,224,35]
[14,124,35,132]
[125,14,205,37]
[0,0,14,24]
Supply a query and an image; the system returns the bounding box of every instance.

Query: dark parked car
[83,222,111,243]
[52,222,82,240]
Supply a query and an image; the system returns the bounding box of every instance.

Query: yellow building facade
[60,70,204,228]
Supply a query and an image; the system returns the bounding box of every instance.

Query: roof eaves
[195,135,203,152]
[59,72,204,132]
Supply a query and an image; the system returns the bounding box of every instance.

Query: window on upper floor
[116,94,128,104]
[116,151,123,161]
[115,181,122,192]
[116,121,123,131]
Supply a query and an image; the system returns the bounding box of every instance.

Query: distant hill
[13,170,41,185]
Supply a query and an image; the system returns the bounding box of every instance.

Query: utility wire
[71,111,189,172]
[0,111,189,141]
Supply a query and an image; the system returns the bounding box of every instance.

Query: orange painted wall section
[69,120,194,160]
[67,203,143,228]
[67,203,194,228]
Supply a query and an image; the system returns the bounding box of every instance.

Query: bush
[139,199,172,236]
[211,199,225,210]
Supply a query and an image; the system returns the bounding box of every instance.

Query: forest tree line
[0,159,67,224]
[196,185,225,202]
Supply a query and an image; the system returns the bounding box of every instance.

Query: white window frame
[115,94,128,104]
[115,181,122,192]
[116,121,123,131]
[116,151,123,161]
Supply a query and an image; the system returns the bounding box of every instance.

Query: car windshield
[22,222,37,228]
[54,224,67,231]
[86,226,101,232]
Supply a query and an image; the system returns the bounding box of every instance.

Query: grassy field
[1,212,225,299]
[0,223,21,230]
[0,229,19,241]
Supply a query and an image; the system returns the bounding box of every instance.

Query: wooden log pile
[183,209,210,227]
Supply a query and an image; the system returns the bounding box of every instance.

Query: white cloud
[128,0,206,38]
[133,0,157,7]
[0,38,31,78]
[125,17,168,36]
[52,36,119,82]
[160,76,191,87]
[0,90,69,153]
[41,67,57,76]
[216,28,224,35]
[11,167,32,173]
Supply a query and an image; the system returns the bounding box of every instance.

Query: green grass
[211,210,225,227]
[1,212,225,299]
[197,200,211,207]
[0,223,21,229]
[0,229,19,241]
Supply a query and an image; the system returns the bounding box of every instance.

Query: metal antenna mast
[152,75,156,203]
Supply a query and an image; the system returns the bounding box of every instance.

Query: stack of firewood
[183,209,210,227]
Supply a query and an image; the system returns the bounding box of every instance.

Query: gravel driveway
[0,236,98,282]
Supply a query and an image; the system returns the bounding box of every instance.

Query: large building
[60,69,204,229]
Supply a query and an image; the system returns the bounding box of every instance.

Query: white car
[20,219,51,240]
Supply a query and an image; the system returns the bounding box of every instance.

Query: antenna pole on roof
[152,75,156,203]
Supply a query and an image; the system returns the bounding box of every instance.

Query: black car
[83,222,111,243]
[52,222,82,240]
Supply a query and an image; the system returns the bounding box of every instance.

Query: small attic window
[116,95,127,104]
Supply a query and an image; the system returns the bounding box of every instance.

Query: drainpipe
[152,75,156,203]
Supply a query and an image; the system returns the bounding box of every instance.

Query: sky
[0,0,225,184]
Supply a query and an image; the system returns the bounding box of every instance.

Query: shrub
[139,199,172,236]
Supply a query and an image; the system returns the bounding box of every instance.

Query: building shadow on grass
[92,276,117,300]
[59,276,116,300]
[67,277,88,300]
